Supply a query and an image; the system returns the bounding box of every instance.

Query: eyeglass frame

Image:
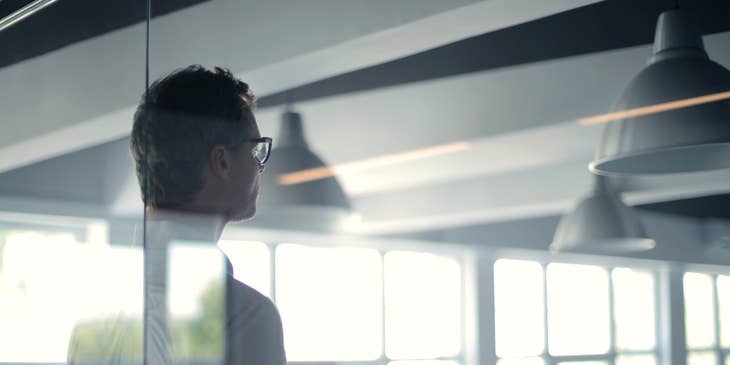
[233,136,273,169]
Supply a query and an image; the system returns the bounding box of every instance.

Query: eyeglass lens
[252,142,270,165]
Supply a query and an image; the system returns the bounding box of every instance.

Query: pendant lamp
[590,9,730,175]
[551,175,655,253]
[253,110,356,232]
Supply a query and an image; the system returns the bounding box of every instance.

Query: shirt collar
[133,208,225,247]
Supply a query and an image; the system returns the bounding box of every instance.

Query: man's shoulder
[228,277,272,305]
[226,277,280,324]
[225,277,286,364]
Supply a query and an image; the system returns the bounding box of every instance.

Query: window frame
[0,212,107,245]
[7,215,730,365]
[491,256,662,365]
[684,272,730,365]
[221,226,478,365]
[257,240,470,365]
[0,215,111,365]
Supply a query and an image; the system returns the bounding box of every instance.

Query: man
[68,65,285,365]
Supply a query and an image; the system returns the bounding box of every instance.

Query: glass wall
[2,1,730,365]
[1,0,149,362]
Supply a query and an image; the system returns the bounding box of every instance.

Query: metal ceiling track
[0,0,58,33]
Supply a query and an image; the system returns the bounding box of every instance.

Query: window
[276,243,383,361]
[494,259,545,358]
[167,242,228,360]
[685,273,716,350]
[0,228,143,363]
[547,263,611,356]
[684,272,730,365]
[494,260,658,365]
[0,231,464,364]
[384,251,462,361]
[168,243,226,319]
[612,268,656,352]
[218,240,271,297]
[272,246,464,364]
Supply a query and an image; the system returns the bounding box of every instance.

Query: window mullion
[462,253,479,365]
[713,274,722,365]
[381,249,387,362]
[459,255,465,365]
[476,254,497,365]
[609,267,617,365]
[543,262,552,365]
[654,270,663,365]
[658,267,687,365]
[270,242,278,303]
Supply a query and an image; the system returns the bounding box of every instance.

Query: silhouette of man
[67,65,285,365]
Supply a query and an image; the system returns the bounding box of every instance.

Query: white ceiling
[2,0,730,235]
[252,32,730,233]
[0,0,600,173]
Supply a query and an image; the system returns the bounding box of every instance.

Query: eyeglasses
[238,137,273,170]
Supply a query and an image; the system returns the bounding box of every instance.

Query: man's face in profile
[224,113,263,222]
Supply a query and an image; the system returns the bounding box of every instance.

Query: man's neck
[147,207,227,243]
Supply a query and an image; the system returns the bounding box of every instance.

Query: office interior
[1,0,730,364]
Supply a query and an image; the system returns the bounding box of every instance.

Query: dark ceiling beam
[0,0,37,19]
[0,0,211,69]
[258,0,730,108]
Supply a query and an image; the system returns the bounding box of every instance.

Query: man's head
[130,65,267,222]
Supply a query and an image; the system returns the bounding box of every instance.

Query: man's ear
[208,145,231,181]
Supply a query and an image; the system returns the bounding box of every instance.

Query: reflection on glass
[718,275,730,347]
[0,230,143,363]
[218,240,271,297]
[726,354,730,365]
[687,351,717,365]
[556,362,608,365]
[385,251,462,360]
[497,357,545,365]
[684,272,716,349]
[494,259,544,357]
[612,268,656,351]
[0,231,82,362]
[276,244,382,361]
[547,263,610,356]
[167,243,225,361]
[168,244,225,318]
[615,354,657,365]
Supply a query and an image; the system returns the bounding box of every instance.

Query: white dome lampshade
[551,175,655,253]
[590,9,730,176]
[253,110,357,232]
